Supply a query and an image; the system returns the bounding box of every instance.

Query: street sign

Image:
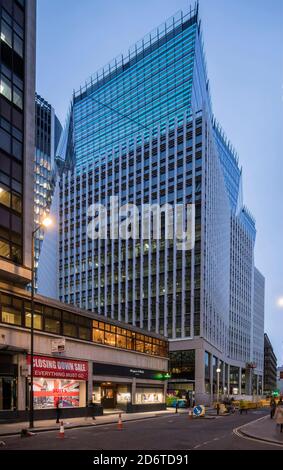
[51,338,66,353]
[193,405,205,417]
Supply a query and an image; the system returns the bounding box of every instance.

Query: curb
[0,413,175,438]
[234,414,283,447]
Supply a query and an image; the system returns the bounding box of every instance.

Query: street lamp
[29,216,53,429]
[216,367,221,404]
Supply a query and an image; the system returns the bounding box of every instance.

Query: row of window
[0,293,168,358]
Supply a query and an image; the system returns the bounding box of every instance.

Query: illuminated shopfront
[27,355,88,409]
[92,362,166,410]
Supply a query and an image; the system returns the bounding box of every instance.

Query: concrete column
[195,348,206,404]
[163,380,168,404]
[88,361,93,404]
[131,378,136,404]
[16,354,27,411]
[239,367,242,395]
[209,353,213,403]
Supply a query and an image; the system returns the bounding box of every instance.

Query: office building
[38,4,265,403]
[264,333,277,394]
[0,0,35,285]
[34,93,62,290]
[277,366,283,395]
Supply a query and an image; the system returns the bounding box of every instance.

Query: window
[104,331,115,347]
[63,323,77,337]
[93,328,104,343]
[0,185,10,208]
[2,306,21,325]
[0,75,12,101]
[0,20,12,47]
[25,311,42,330]
[78,326,91,341]
[0,239,10,258]
[44,317,60,334]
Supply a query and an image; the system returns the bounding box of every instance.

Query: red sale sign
[27,355,88,380]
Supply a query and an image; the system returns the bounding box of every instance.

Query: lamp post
[29,216,52,429]
[216,367,221,404]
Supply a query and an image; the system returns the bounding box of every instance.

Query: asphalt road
[0,410,281,451]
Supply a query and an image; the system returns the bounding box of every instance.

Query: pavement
[235,414,283,447]
[0,409,280,450]
[0,407,221,437]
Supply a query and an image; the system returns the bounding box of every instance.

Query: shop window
[93,328,104,344]
[117,385,131,404]
[2,306,22,326]
[92,384,101,404]
[136,387,164,404]
[104,331,116,347]
[44,317,61,334]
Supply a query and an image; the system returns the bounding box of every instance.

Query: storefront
[27,355,88,409]
[92,362,167,412]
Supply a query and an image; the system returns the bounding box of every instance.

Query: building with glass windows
[38,4,265,403]
[264,333,277,394]
[34,93,62,290]
[0,0,35,284]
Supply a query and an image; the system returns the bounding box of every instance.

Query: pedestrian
[275,398,283,433]
[55,396,61,424]
[270,397,277,419]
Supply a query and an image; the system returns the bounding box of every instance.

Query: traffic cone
[117,413,123,430]
[59,420,65,438]
[188,409,193,420]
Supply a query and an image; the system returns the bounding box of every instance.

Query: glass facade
[71,9,198,168]
[0,0,25,265]
[34,94,62,289]
[40,3,265,399]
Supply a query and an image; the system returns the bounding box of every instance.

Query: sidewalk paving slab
[237,415,283,446]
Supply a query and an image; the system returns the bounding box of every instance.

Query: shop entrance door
[101,385,116,409]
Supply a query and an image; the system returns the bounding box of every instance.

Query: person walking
[270,397,277,419]
[275,398,283,433]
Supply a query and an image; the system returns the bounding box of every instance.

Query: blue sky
[37,0,283,363]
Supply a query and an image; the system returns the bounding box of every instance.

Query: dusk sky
[36,0,283,363]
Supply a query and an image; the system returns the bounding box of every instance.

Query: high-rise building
[264,333,277,394]
[0,0,36,285]
[34,93,62,290]
[39,4,265,403]
[277,366,283,395]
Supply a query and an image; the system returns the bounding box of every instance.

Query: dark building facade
[264,333,277,394]
[0,0,36,285]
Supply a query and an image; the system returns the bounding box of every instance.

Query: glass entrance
[101,384,116,409]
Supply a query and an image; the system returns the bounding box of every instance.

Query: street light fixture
[29,216,53,429]
[216,367,221,404]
